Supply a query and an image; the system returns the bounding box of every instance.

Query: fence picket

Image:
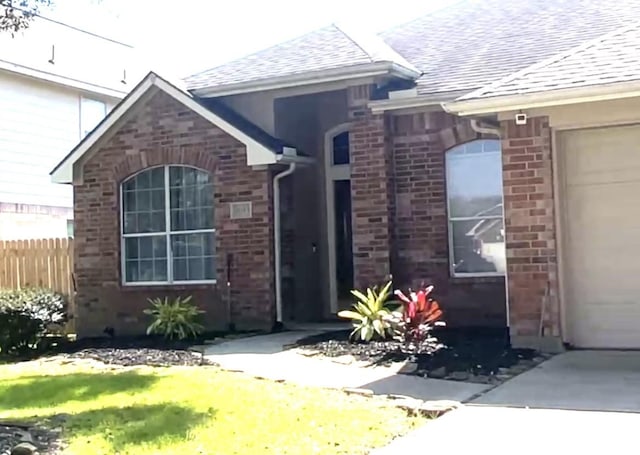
[0,237,75,305]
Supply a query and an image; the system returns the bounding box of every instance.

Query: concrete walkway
[204,330,490,402]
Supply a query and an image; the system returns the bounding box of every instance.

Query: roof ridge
[333,22,421,73]
[462,20,640,100]
[184,24,337,81]
[332,22,375,63]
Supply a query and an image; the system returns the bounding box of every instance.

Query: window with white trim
[121,165,215,284]
[445,139,505,276]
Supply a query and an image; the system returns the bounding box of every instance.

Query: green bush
[144,296,205,340]
[337,281,395,342]
[0,288,68,356]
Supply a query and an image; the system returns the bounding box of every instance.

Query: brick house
[52,0,640,350]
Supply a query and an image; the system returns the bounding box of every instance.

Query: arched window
[445,139,505,276]
[121,165,215,284]
[332,131,350,165]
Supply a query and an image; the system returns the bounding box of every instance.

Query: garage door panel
[564,125,640,186]
[561,125,640,348]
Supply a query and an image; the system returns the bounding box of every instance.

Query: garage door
[560,125,640,348]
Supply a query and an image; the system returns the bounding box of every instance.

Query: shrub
[393,285,445,344]
[338,281,395,342]
[144,296,205,340]
[0,288,68,356]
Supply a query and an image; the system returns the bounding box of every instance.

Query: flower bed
[295,327,551,384]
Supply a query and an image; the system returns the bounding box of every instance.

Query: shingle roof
[184,24,417,91]
[459,22,640,100]
[184,0,640,98]
[380,0,640,97]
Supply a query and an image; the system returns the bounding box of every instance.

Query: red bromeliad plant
[393,285,445,343]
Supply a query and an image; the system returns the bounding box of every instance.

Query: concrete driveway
[374,405,640,454]
[376,351,640,454]
[475,350,640,412]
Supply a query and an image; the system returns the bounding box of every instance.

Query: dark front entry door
[334,179,354,300]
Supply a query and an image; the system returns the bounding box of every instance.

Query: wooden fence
[0,238,74,297]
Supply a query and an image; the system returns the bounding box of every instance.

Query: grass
[0,361,425,454]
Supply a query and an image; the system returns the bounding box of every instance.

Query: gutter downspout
[470,118,500,136]
[273,162,297,323]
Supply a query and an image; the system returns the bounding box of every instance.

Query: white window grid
[120,165,216,285]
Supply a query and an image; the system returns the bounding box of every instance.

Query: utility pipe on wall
[273,162,297,323]
[470,118,500,136]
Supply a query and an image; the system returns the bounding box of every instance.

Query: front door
[326,126,354,313]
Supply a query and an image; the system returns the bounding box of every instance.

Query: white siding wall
[0,71,117,208]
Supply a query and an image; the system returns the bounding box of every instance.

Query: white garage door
[560,124,640,348]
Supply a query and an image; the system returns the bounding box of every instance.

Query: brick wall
[501,117,560,342]
[73,90,274,337]
[391,111,506,327]
[347,85,392,288]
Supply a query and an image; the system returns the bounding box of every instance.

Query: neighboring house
[0,15,142,239]
[51,0,640,350]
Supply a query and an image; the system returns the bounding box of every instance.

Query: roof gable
[51,72,304,184]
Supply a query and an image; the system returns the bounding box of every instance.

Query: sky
[44,0,459,77]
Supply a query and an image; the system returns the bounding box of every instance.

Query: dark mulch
[0,421,64,455]
[0,332,247,367]
[48,334,230,367]
[64,347,216,367]
[295,327,537,376]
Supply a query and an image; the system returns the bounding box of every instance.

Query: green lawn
[0,361,424,454]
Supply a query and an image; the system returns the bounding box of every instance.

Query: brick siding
[501,117,560,340]
[73,90,274,337]
[390,111,506,327]
[347,85,393,288]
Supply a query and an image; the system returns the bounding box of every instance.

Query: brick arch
[112,146,218,184]
[438,118,483,152]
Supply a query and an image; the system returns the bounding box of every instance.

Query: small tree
[1,0,52,35]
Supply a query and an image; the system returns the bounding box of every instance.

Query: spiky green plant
[144,296,204,340]
[337,281,394,342]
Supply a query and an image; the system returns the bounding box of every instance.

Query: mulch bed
[19,331,263,368]
[48,335,224,367]
[295,327,546,382]
[63,347,215,367]
[0,420,64,455]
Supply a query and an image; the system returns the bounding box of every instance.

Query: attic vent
[230,201,252,220]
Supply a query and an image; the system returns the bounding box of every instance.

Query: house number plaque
[230,201,252,219]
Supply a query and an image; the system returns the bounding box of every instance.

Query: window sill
[449,274,505,284]
[121,281,218,292]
